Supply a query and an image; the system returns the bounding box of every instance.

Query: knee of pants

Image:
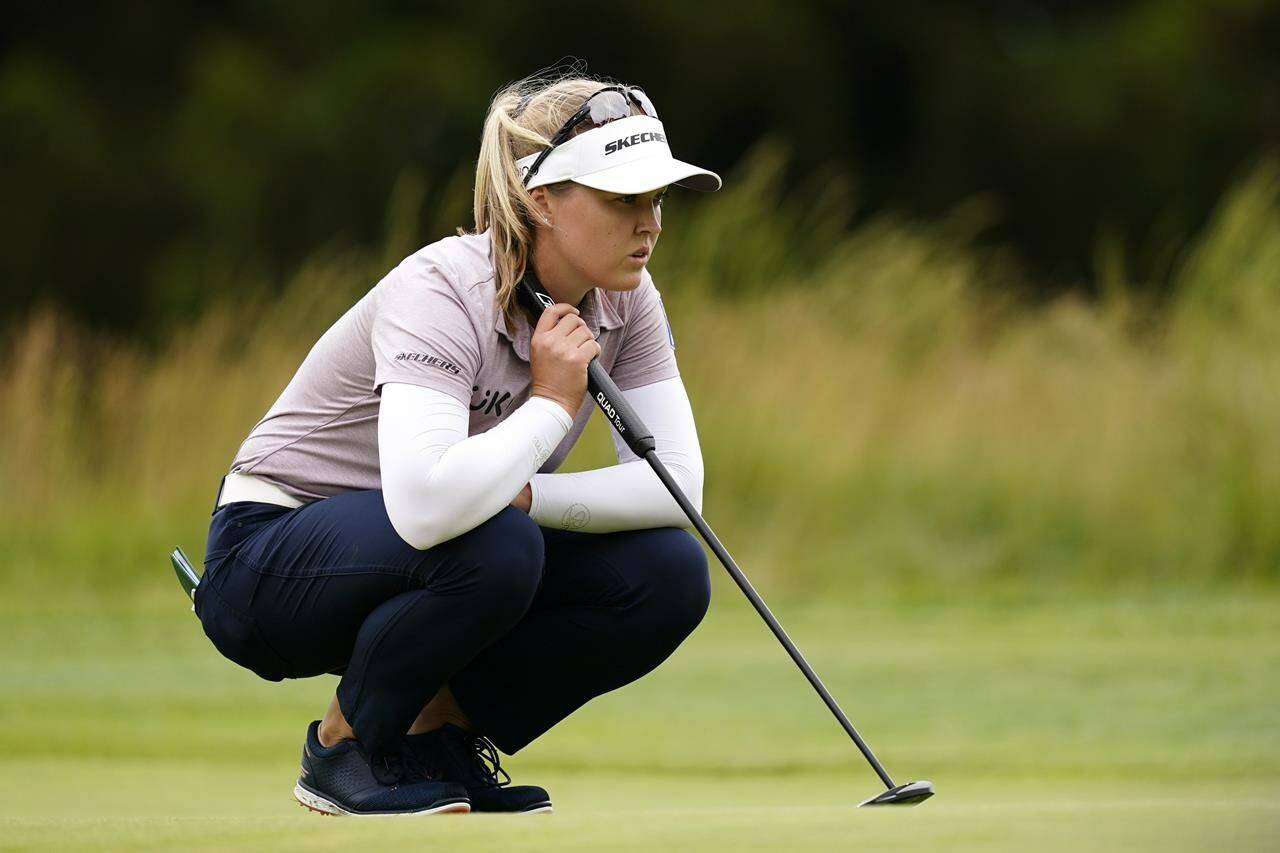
[637,528,711,639]
[450,506,545,620]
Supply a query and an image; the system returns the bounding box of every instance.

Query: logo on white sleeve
[561,503,591,530]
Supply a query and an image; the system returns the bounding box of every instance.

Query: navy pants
[196,487,711,758]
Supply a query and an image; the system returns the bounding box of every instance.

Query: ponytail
[472,72,613,326]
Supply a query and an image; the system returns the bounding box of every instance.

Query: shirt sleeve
[379,382,574,550]
[527,375,704,532]
[371,262,482,405]
[608,271,680,392]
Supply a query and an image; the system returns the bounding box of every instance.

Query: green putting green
[2,589,1277,851]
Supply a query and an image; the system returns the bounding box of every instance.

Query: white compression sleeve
[528,375,704,532]
[378,382,574,550]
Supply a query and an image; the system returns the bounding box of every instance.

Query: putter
[517,272,934,807]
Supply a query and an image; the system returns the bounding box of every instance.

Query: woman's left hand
[511,483,532,513]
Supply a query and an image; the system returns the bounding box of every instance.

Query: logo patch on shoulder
[657,293,675,350]
[394,352,462,376]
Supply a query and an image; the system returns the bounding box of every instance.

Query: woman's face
[534,183,666,294]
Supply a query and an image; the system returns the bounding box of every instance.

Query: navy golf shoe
[404,724,552,814]
[294,720,470,816]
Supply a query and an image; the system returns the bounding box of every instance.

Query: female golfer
[195,72,721,817]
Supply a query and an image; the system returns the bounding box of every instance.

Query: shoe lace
[372,745,434,786]
[462,732,511,789]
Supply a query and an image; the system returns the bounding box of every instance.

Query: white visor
[517,115,721,194]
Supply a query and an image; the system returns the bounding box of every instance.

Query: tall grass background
[4,146,1279,602]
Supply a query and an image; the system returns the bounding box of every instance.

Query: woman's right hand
[529,302,601,419]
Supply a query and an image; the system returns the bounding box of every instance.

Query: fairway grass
[2,588,1277,850]
[3,774,1275,851]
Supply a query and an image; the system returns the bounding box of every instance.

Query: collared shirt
[229,230,680,502]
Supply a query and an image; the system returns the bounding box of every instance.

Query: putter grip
[515,274,657,457]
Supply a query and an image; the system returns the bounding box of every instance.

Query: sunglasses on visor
[520,86,659,187]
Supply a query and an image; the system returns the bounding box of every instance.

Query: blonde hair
[473,71,620,325]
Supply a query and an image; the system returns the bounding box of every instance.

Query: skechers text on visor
[517,114,721,195]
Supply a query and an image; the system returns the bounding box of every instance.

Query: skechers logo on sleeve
[394,352,461,375]
[604,131,666,156]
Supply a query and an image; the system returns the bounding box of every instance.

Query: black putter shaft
[516,273,900,793]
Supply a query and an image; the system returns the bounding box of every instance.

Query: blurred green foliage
[2,0,1278,338]
[4,147,1280,593]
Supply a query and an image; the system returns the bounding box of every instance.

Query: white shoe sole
[294,782,471,817]
[521,803,554,814]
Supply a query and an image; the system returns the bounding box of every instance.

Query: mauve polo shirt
[228,230,679,503]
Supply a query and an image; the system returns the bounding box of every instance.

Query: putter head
[858,780,935,807]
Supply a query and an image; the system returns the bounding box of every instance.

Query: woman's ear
[529,186,554,228]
